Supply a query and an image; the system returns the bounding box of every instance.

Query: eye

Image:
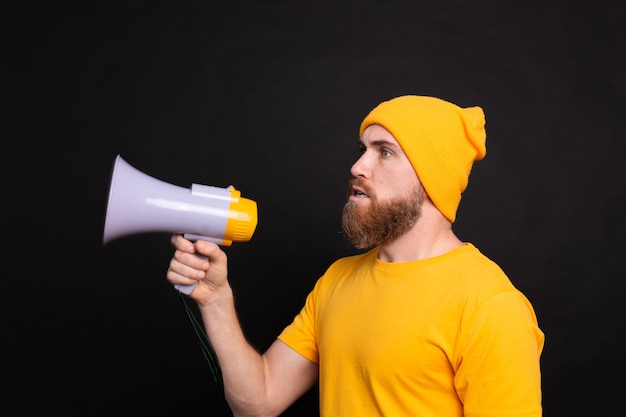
[381,149,392,158]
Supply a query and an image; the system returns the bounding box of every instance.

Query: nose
[350,152,368,178]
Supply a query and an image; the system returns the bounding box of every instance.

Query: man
[167,95,545,417]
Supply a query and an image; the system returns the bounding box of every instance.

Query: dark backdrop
[4,1,625,415]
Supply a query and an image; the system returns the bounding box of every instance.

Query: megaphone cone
[103,155,258,294]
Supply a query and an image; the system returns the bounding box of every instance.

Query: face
[342,124,426,249]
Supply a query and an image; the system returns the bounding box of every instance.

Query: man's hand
[166,234,230,305]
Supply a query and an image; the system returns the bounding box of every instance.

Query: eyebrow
[358,138,401,149]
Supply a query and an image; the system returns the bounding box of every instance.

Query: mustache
[347,178,374,198]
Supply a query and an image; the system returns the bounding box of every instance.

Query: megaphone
[103,154,258,294]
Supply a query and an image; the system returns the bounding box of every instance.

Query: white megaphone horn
[103,154,258,294]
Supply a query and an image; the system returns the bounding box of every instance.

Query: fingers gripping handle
[174,233,219,295]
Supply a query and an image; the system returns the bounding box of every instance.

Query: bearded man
[167,95,545,417]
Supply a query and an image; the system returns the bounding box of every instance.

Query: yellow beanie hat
[359,95,486,223]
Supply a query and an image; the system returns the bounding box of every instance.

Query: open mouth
[352,185,369,198]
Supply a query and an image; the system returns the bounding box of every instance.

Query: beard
[341,179,426,249]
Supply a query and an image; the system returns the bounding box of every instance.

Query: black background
[4,1,625,415]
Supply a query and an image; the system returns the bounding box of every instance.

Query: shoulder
[325,247,377,274]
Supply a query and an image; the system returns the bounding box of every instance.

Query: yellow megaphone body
[103,154,258,294]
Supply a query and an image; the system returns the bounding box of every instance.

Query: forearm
[197,286,273,417]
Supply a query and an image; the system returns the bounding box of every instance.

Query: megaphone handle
[175,281,198,295]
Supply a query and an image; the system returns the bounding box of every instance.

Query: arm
[167,235,318,417]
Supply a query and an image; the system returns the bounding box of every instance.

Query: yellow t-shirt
[278,243,544,417]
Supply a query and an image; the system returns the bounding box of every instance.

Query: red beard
[341,178,425,249]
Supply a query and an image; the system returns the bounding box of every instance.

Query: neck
[377,204,463,263]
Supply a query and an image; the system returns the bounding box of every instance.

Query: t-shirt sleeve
[455,290,545,417]
[277,280,321,364]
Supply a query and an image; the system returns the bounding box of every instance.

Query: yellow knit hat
[359,95,486,223]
